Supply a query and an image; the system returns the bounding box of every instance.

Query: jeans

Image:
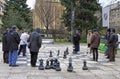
[9,50,18,65]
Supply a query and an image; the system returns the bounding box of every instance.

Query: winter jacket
[90,32,100,48]
[28,31,42,52]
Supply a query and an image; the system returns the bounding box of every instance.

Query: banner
[102,6,110,28]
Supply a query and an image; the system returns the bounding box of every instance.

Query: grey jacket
[29,31,42,52]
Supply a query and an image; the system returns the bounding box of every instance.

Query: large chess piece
[67,57,73,72]
[56,61,61,71]
[49,51,53,57]
[66,47,69,55]
[57,50,60,56]
[38,59,44,70]
[82,60,88,70]
[50,59,54,69]
[53,58,58,69]
[63,51,67,59]
[45,60,50,69]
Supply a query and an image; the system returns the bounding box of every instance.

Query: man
[108,28,118,62]
[73,30,80,54]
[28,28,42,67]
[2,29,9,63]
[90,29,100,61]
[7,25,20,67]
[18,30,29,56]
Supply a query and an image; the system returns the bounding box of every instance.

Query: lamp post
[70,1,74,43]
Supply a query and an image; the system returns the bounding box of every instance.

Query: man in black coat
[2,29,9,63]
[108,28,118,62]
[7,25,20,67]
[28,28,42,67]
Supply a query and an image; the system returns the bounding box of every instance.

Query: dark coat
[73,33,80,45]
[29,31,42,52]
[2,31,9,52]
[90,32,100,48]
[7,30,20,51]
[108,33,118,47]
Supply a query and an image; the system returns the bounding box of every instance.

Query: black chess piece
[50,59,54,69]
[82,60,88,70]
[57,50,60,56]
[45,60,50,69]
[56,61,61,71]
[38,59,44,70]
[66,47,69,55]
[67,57,73,72]
[53,58,58,69]
[63,51,67,59]
[49,51,53,57]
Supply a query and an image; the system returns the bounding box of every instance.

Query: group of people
[87,29,100,61]
[2,25,42,67]
[2,26,118,68]
[87,28,118,62]
[105,28,118,62]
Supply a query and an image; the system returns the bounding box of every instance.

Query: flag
[102,6,110,28]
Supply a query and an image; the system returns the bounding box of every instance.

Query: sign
[102,6,110,28]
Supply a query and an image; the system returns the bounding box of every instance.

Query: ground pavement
[0,43,120,79]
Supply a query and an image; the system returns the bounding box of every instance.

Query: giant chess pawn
[67,57,73,72]
[56,61,61,71]
[57,50,60,56]
[45,60,50,69]
[38,59,44,70]
[63,51,67,59]
[49,51,53,57]
[50,59,54,69]
[82,60,88,70]
[66,47,69,55]
[53,58,58,69]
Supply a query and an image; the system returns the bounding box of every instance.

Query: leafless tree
[35,0,60,30]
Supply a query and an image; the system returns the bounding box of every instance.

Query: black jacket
[2,31,9,52]
[7,30,20,51]
[29,31,42,52]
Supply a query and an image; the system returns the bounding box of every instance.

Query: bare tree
[35,0,60,30]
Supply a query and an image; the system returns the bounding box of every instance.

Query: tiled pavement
[0,43,120,79]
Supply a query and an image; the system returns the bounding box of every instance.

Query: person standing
[90,29,100,61]
[28,28,42,67]
[7,25,20,67]
[108,28,118,62]
[87,30,93,54]
[18,30,29,56]
[73,30,80,54]
[2,29,9,64]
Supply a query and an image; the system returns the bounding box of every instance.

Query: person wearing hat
[28,28,42,67]
[90,29,100,61]
[7,25,20,67]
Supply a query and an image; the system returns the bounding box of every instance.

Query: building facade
[33,0,64,29]
[109,2,120,33]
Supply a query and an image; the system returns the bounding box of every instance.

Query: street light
[70,1,74,43]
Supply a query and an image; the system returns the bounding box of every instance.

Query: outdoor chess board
[16,44,114,71]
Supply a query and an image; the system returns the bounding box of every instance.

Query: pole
[70,1,74,43]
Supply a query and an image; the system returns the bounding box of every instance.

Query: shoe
[12,65,19,67]
[9,64,12,67]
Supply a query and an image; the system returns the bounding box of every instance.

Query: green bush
[0,33,2,42]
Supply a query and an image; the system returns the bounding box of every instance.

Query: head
[35,28,40,33]
[11,25,19,32]
[88,30,92,34]
[107,28,111,34]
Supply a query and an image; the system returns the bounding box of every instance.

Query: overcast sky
[26,0,120,9]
